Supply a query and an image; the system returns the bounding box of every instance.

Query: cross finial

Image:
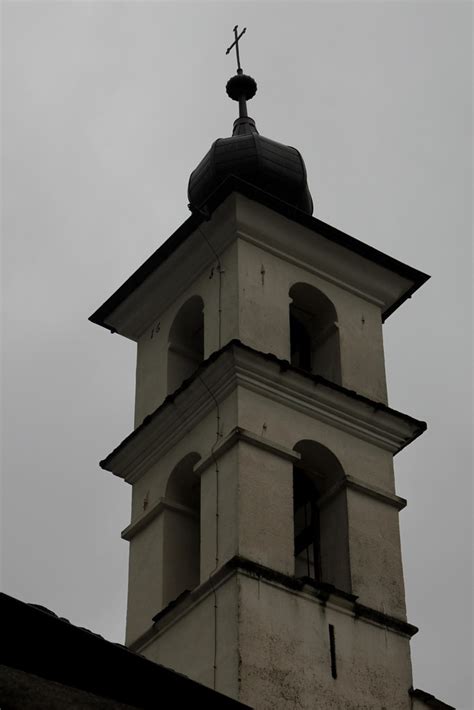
[226,25,247,74]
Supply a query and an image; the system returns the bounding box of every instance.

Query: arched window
[289,283,341,383]
[293,441,350,592]
[167,296,204,395]
[162,452,201,606]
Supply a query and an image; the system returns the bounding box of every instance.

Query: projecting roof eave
[100,340,427,476]
[89,176,430,331]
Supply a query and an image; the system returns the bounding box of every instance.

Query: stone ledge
[237,556,418,638]
[318,474,407,511]
[101,340,427,482]
[193,426,301,477]
[129,555,419,652]
[121,497,197,541]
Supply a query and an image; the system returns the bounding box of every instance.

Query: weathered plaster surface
[99,195,443,708]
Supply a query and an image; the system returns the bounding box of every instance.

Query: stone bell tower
[90,31,452,710]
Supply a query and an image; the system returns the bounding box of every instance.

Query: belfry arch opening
[289,283,341,383]
[293,440,350,592]
[167,296,204,395]
[163,452,201,606]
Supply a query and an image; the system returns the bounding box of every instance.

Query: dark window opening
[168,296,204,395]
[293,441,351,593]
[163,453,201,607]
[293,468,321,581]
[290,313,312,371]
[289,283,341,384]
[329,624,337,679]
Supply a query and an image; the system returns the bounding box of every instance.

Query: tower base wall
[134,561,416,710]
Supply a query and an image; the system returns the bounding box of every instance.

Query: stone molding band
[129,554,419,654]
[121,497,197,541]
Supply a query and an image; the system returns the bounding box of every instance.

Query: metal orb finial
[225,26,257,120]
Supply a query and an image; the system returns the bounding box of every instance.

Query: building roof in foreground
[0,592,251,710]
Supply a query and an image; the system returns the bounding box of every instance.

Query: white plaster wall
[347,489,407,618]
[197,440,295,582]
[128,418,295,642]
[200,445,239,581]
[337,287,388,403]
[133,199,391,428]
[133,238,240,427]
[126,373,405,643]
[117,191,421,706]
[130,389,237,521]
[236,237,291,362]
[235,385,403,615]
[142,575,240,700]
[126,514,164,645]
[236,236,388,402]
[125,390,237,643]
[238,574,414,710]
[236,384,396,493]
[237,441,294,576]
[138,568,415,710]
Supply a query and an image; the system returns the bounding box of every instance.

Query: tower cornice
[100,341,426,484]
[89,179,429,340]
[128,555,419,658]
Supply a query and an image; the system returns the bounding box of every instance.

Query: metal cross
[226,25,247,74]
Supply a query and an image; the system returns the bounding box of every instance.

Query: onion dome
[188,70,314,215]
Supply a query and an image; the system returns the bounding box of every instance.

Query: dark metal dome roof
[188,72,314,215]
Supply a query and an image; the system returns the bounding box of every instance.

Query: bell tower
[90,31,452,710]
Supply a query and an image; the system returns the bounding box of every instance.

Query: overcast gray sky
[2,2,472,708]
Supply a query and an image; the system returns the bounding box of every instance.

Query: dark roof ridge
[0,592,250,709]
